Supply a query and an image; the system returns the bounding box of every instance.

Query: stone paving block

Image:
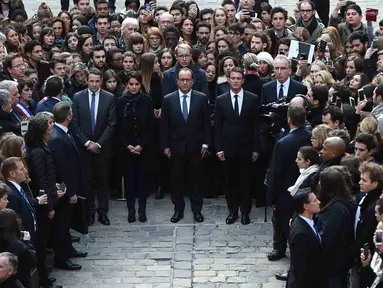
[174,269,192,278]
[173,278,192,287]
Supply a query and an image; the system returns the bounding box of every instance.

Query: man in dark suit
[36,75,64,114]
[160,68,211,223]
[287,188,327,288]
[162,43,209,98]
[214,67,260,225]
[48,102,86,271]
[72,68,116,226]
[261,55,307,105]
[267,105,312,261]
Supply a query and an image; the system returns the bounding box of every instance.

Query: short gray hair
[0,32,5,42]
[243,52,259,71]
[35,111,54,122]
[159,12,174,22]
[0,80,17,92]
[274,54,291,69]
[121,17,139,32]
[0,89,10,107]
[0,252,18,274]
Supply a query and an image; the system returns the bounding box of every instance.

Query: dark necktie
[182,95,188,121]
[234,95,239,115]
[67,130,77,149]
[90,93,96,134]
[20,187,37,231]
[279,84,284,99]
[313,223,322,244]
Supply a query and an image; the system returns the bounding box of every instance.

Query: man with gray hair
[158,12,175,32]
[119,17,139,49]
[261,54,307,105]
[0,252,23,287]
[0,88,19,135]
[0,80,21,123]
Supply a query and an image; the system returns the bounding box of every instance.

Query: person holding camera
[360,221,383,288]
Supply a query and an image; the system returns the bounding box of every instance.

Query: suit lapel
[287,80,295,99]
[54,125,79,154]
[240,92,250,118]
[188,92,197,123]
[173,92,185,123]
[95,91,105,133]
[82,90,92,128]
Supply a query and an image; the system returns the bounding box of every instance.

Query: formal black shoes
[226,213,238,224]
[275,270,289,281]
[70,250,88,258]
[241,214,250,225]
[98,215,110,225]
[71,235,80,243]
[139,211,147,223]
[54,259,82,270]
[193,212,204,223]
[171,212,184,223]
[267,249,286,261]
[128,210,136,223]
[88,215,95,226]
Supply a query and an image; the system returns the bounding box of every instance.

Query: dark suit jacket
[5,181,37,241]
[160,90,211,155]
[162,64,209,99]
[48,125,81,199]
[214,90,260,158]
[287,216,327,288]
[267,127,311,211]
[72,89,116,158]
[261,78,308,105]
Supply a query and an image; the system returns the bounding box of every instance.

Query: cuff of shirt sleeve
[202,144,208,149]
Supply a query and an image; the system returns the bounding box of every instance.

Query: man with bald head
[320,136,346,162]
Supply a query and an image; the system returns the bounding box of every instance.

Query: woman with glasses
[145,27,165,54]
[106,47,124,73]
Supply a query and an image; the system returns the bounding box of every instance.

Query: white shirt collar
[178,90,192,98]
[88,89,101,96]
[8,180,21,192]
[230,89,244,98]
[54,123,68,134]
[299,215,315,227]
[277,77,291,87]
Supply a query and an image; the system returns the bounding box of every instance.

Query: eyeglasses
[177,54,191,59]
[12,63,26,68]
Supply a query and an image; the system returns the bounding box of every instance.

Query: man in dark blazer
[261,55,307,105]
[36,75,64,114]
[214,67,260,225]
[287,188,327,288]
[48,102,86,271]
[2,157,40,243]
[160,68,211,223]
[162,43,209,98]
[72,68,116,226]
[267,105,311,261]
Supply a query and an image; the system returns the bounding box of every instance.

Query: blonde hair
[315,70,335,88]
[312,124,333,149]
[242,52,259,71]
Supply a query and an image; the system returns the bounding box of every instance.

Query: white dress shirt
[8,180,21,193]
[54,123,68,134]
[276,77,291,99]
[85,89,101,148]
[299,215,321,242]
[178,90,191,113]
[354,195,366,239]
[230,89,244,115]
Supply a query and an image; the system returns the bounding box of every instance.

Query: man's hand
[252,152,259,162]
[201,147,209,159]
[57,190,66,198]
[69,194,78,204]
[360,248,372,266]
[127,145,135,153]
[356,99,367,114]
[188,7,198,19]
[87,142,100,154]
[164,148,171,159]
[365,42,378,60]
[332,1,346,18]
[37,194,48,205]
[48,210,55,220]
[239,9,250,23]
[217,151,225,161]
[134,145,143,155]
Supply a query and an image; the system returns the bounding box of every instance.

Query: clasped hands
[128,145,143,155]
[87,141,100,154]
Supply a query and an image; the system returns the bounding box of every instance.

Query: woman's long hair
[24,118,48,148]
[0,209,22,251]
[140,52,161,94]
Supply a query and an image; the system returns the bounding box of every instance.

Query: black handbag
[70,196,88,234]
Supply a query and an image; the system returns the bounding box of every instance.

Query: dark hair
[53,101,71,123]
[362,84,376,99]
[298,146,321,166]
[347,31,368,45]
[217,56,237,77]
[24,40,42,55]
[163,26,181,38]
[158,48,176,70]
[51,17,67,38]
[39,27,54,47]
[106,47,123,65]
[170,4,184,14]
[319,167,352,207]
[311,85,328,110]
[126,70,142,84]
[346,4,362,16]
[17,78,34,94]
[260,2,273,13]
[376,198,383,215]
[229,23,244,35]
[200,8,214,20]
[196,21,211,32]
[323,105,344,125]
[95,13,110,23]
[270,7,288,21]
[24,118,48,148]
[44,76,63,97]
[88,68,103,78]
[328,129,350,147]
[288,105,306,127]
[10,9,28,22]
[379,19,383,27]
[63,32,80,52]
[0,183,10,199]
[355,132,377,151]
[102,69,121,91]
[0,209,22,250]
[293,188,313,214]
[1,157,22,180]
[345,54,364,73]
[376,85,383,99]
[341,154,361,192]
[228,67,243,78]
[359,162,383,184]
[221,0,235,7]
[90,45,106,59]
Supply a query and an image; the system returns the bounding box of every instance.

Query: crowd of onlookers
[1,0,383,287]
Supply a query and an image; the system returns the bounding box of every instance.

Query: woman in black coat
[116,71,155,223]
[0,209,37,288]
[242,52,267,98]
[24,117,61,288]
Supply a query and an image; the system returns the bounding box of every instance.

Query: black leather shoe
[128,210,136,223]
[49,277,56,283]
[155,186,164,199]
[170,212,184,223]
[139,212,147,223]
[193,212,204,223]
[98,215,110,225]
[69,250,88,258]
[71,235,80,243]
[54,259,82,270]
[275,270,289,281]
[226,213,238,224]
[267,249,286,261]
[88,215,95,226]
[241,214,250,225]
[47,284,63,288]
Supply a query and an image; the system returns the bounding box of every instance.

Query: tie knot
[234,94,238,99]
[183,95,187,99]
[280,85,284,88]
[92,93,96,97]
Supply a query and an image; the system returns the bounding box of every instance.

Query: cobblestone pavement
[50,196,289,288]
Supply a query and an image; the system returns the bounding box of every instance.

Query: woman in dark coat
[0,209,37,288]
[24,117,60,288]
[242,52,267,98]
[116,71,155,223]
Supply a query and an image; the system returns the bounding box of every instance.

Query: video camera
[259,97,289,138]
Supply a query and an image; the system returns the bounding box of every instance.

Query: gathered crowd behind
[2,0,383,287]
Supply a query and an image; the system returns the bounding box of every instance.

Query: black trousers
[52,198,75,262]
[224,154,253,214]
[81,153,110,218]
[170,150,203,213]
[316,3,330,27]
[272,208,293,252]
[124,155,148,212]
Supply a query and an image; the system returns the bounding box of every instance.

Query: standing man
[48,102,86,271]
[286,188,327,288]
[0,80,21,125]
[72,68,116,226]
[267,105,312,261]
[214,67,260,225]
[160,68,211,223]
[36,75,64,114]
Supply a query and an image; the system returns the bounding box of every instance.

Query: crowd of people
[0,0,383,287]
